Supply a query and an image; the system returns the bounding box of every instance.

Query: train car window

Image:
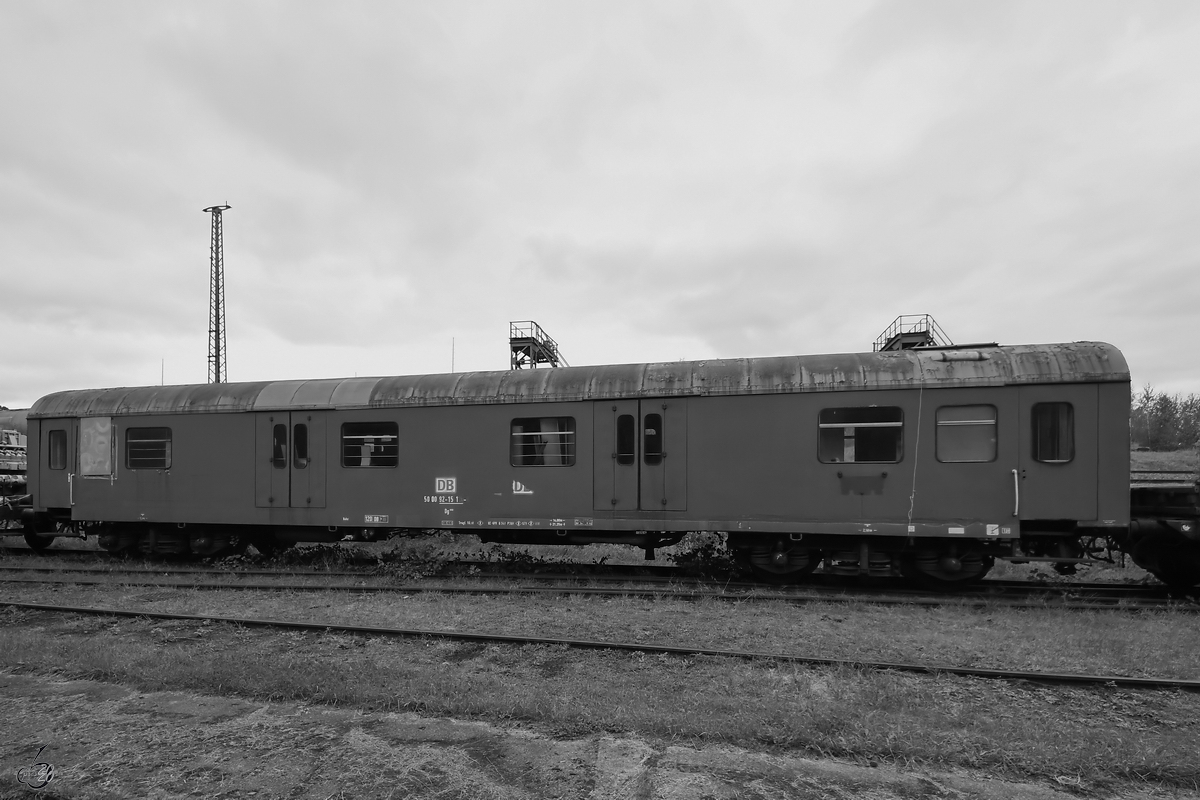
[271,424,288,469]
[616,414,635,465]
[48,429,67,470]
[341,422,399,467]
[125,427,172,470]
[293,423,308,469]
[643,413,663,466]
[79,417,114,477]
[935,405,997,463]
[818,407,902,463]
[1032,402,1074,463]
[511,417,576,466]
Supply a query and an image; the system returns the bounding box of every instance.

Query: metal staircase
[874,315,953,352]
[510,321,569,369]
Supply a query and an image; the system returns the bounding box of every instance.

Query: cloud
[3,1,1200,407]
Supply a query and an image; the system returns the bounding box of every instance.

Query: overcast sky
[3,1,1198,409]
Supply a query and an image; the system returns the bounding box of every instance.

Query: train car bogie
[901,547,994,588]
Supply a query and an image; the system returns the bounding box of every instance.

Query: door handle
[1011,469,1019,517]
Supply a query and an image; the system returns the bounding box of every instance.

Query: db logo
[436,477,457,493]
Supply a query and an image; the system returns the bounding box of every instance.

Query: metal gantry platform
[510,321,569,369]
[874,314,953,352]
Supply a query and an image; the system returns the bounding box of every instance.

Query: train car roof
[28,341,1129,419]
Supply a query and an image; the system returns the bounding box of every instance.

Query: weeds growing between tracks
[3,584,1200,792]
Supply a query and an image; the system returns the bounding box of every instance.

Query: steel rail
[4,600,1197,692]
[0,565,372,578]
[2,575,1194,612]
[0,560,1181,595]
[2,556,1193,607]
[2,548,1184,590]
[0,559,1186,592]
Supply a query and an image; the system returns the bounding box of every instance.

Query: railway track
[1,564,1194,612]
[3,599,1197,692]
[4,544,1194,609]
[0,545,1173,586]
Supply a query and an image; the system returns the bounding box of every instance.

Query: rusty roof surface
[28,342,1129,419]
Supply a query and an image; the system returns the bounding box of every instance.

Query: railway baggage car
[25,341,1132,584]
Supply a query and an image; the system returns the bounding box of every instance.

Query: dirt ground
[1,670,1189,800]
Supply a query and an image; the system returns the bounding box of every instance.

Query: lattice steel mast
[203,204,231,383]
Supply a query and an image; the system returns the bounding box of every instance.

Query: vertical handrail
[1011,469,1020,517]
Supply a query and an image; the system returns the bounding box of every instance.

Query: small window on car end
[48,429,67,470]
[1032,402,1074,463]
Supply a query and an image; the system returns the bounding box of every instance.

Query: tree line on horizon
[1131,385,1200,451]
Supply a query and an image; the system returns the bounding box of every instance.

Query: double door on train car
[592,399,687,513]
[254,412,327,509]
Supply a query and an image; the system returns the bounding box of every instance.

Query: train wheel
[22,514,59,551]
[22,531,55,551]
[747,541,822,584]
[902,548,993,590]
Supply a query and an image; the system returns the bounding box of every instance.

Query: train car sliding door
[255,412,327,509]
[639,400,686,512]
[289,412,327,509]
[593,399,687,513]
[594,400,639,511]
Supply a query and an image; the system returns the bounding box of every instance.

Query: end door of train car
[1017,384,1098,523]
[33,419,76,513]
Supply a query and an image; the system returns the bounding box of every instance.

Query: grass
[4,568,1199,678]
[2,609,1197,792]
[1131,448,1199,472]
[4,578,1200,794]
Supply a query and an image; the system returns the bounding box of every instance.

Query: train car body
[26,341,1132,583]
[0,408,29,529]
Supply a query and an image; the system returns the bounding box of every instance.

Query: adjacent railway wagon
[0,408,28,529]
[23,341,1153,585]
